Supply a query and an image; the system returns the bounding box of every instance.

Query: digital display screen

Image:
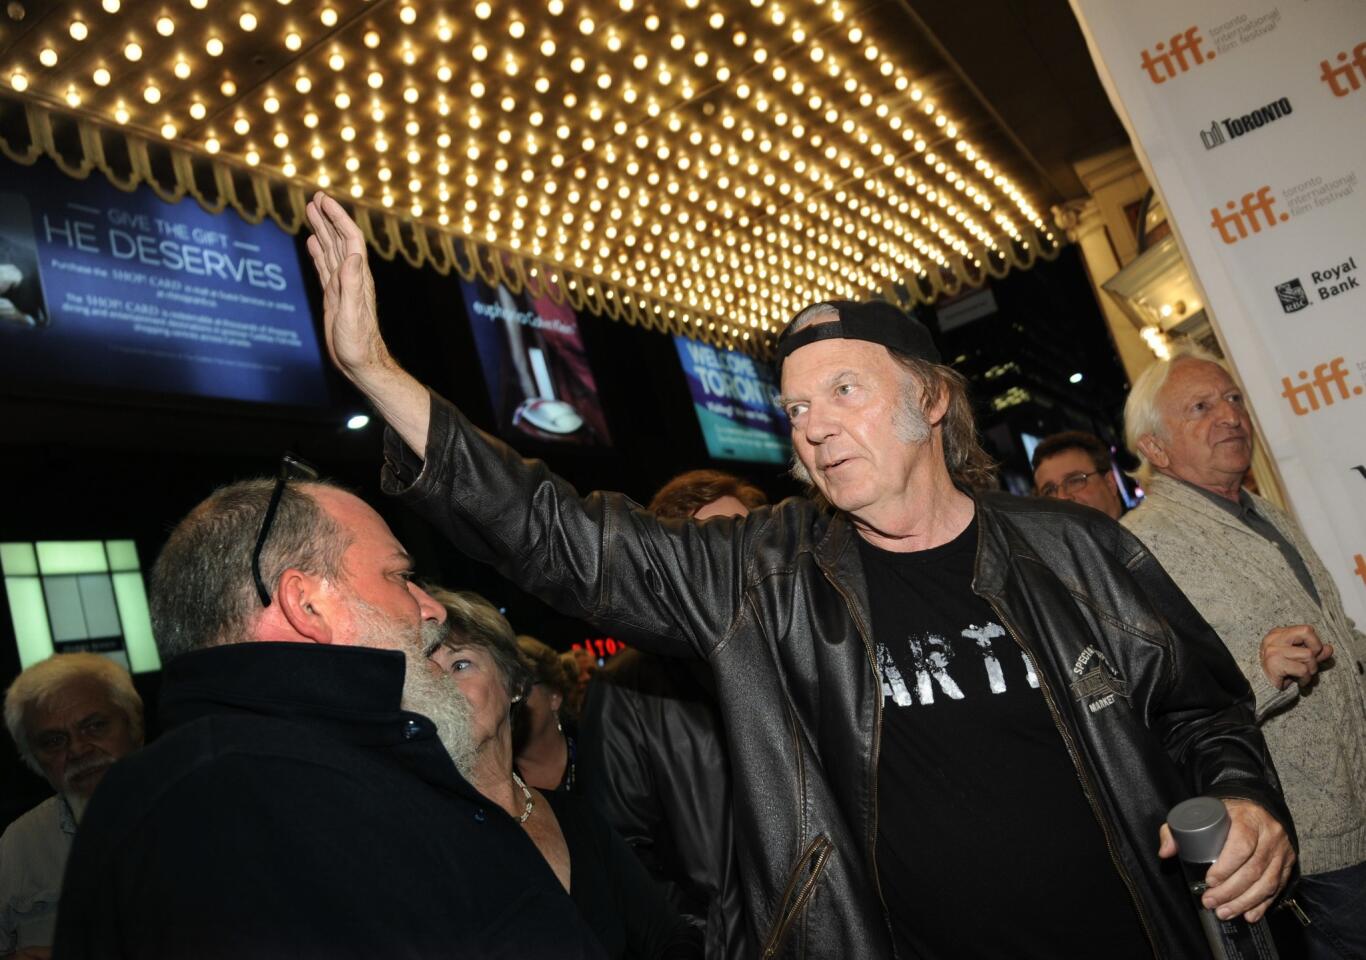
[673,335,791,464]
[0,156,327,407]
[1,540,160,675]
[458,271,612,447]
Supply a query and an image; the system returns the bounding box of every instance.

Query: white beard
[351,600,478,779]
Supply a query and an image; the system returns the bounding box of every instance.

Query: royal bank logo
[1199,97,1293,149]
[1280,357,1364,416]
[1320,42,1366,97]
[1275,278,1310,313]
[1140,27,1213,84]
[1210,186,1288,244]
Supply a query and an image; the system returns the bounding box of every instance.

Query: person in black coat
[427,587,700,960]
[53,477,604,960]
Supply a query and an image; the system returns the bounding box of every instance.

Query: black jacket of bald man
[53,642,605,960]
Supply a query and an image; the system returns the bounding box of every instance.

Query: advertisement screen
[458,273,612,447]
[673,336,791,464]
[0,156,327,407]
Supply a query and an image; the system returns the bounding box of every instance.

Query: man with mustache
[52,478,605,959]
[1123,347,1366,959]
[2,654,143,958]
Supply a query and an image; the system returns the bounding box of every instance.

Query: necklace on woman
[510,770,535,824]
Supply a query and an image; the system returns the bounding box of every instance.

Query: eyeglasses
[251,452,320,606]
[1038,470,1103,499]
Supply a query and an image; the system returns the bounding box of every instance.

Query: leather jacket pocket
[762,834,834,959]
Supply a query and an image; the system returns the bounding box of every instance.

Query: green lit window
[1,539,160,673]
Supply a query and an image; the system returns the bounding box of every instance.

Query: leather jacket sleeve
[382,391,750,661]
[1116,523,1296,837]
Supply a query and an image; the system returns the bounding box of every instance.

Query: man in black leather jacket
[305,194,1295,960]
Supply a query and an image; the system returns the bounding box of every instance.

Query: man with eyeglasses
[52,474,606,959]
[1031,430,1126,520]
[2,654,143,958]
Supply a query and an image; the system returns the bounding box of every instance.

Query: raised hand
[303,191,431,455]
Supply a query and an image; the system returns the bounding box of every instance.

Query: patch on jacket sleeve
[1070,645,1129,715]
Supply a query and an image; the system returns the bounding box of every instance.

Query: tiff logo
[1280,357,1363,415]
[1140,27,1214,84]
[1321,42,1366,97]
[1210,186,1288,244]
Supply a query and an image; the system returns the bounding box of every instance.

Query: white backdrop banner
[1071,0,1366,623]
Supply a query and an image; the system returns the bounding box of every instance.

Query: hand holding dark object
[1158,798,1294,923]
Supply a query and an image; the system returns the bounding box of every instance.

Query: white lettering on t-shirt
[878,622,1037,706]
[962,622,1007,694]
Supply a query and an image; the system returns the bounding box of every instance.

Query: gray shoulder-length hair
[4,653,145,774]
[426,587,534,702]
[784,303,997,492]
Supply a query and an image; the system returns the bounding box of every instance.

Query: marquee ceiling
[0,0,1060,348]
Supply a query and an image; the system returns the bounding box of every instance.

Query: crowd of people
[1,192,1362,959]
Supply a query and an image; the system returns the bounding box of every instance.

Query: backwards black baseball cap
[774,300,940,379]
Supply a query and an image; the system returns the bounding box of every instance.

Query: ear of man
[271,568,337,645]
[1137,434,1170,470]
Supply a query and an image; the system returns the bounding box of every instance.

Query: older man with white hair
[1122,345,1366,959]
[305,192,1296,959]
[2,654,143,957]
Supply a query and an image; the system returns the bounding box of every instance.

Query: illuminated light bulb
[340,125,355,140]
[670,32,685,50]
[238,12,256,31]
[143,84,161,103]
[404,86,418,103]
[364,29,380,47]
[500,94,515,111]
[579,16,594,34]
[437,21,453,41]
[643,12,659,29]
[295,75,311,93]
[570,55,585,72]
[475,0,492,16]
[596,72,611,88]
[124,41,143,61]
[102,0,119,11]
[540,38,555,56]
[161,122,179,139]
[39,47,59,67]
[472,43,488,60]
[65,87,81,107]
[406,120,420,135]
[205,136,220,152]
[174,60,191,79]
[220,78,237,95]
[504,58,519,76]
[367,70,383,88]
[310,144,324,159]
[509,19,526,38]
[693,50,708,66]
[375,136,388,151]
[206,36,224,55]
[93,67,112,86]
[233,117,250,134]
[246,150,260,165]
[69,20,89,41]
[189,100,206,119]
[273,131,289,148]
[327,52,345,71]
[319,7,337,26]
[399,5,416,24]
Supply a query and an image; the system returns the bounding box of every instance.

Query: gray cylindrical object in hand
[1169,796,1232,864]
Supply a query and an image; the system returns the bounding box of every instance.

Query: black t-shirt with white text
[858,514,1149,959]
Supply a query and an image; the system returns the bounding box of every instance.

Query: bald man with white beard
[53,477,605,960]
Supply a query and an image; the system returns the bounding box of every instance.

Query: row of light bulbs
[5,0,1052,342]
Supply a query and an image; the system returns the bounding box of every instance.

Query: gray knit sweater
[1123,474,1366,876]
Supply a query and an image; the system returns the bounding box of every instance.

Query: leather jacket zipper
[984,595,1161,959]
[819,569,894,925]
[761,834,835,959]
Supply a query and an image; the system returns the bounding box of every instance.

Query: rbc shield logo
[1275,279,1310,313]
